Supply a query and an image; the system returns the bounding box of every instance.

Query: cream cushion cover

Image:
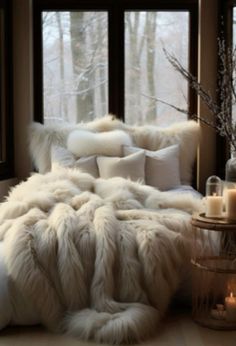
[97,151,145,182]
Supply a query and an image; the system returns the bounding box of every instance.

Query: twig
[161,40,236,152]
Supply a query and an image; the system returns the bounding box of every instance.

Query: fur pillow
[51,145,75,169]
[67,130,132,157]
[29,122,78,173]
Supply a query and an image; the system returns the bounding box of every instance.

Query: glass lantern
[205,176,223,218]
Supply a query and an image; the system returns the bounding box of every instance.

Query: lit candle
[206,193,223,217]
[225,189,236,219]
[211,306,226,320]
[225,292,236,322]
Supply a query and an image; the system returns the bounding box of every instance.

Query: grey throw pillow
[51,145,99,177]
[123,145,181,190]
[74,156,99,178]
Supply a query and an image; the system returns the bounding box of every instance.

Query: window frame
[33,0,198,123]
[216,0,236,178]
[0,0,13,180]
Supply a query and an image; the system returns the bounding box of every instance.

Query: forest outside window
[0,0,13,180]
[42,11,108,123]
[125,11,189,125]
[34,1,198,126]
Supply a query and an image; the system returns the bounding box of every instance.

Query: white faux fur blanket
[0,168,201,343]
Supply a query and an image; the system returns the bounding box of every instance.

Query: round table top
[192,212,236,231]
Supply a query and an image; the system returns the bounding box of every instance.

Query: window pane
[42,11,108,124]
[125,11,189,126]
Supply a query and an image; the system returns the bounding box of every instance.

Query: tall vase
[225,152,236,182]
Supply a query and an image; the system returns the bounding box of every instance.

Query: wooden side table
[191,213,236,330]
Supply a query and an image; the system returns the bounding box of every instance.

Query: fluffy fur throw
[0,168,201,343]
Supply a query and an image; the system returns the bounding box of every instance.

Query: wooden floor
[0,307,235,346]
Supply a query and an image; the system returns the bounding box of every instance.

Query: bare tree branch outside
[42,11,189,126]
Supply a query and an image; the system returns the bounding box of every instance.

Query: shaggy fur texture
[29,115,200,184]
[67,129,132,157]
[0,168,201,343]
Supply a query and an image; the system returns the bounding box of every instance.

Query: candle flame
[230,292,233,298]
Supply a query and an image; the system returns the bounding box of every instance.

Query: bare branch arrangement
[156,40,236,152]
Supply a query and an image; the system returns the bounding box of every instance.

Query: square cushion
[51,145,99,177]
[123,145,181,190]
[74,156,99,178]
[97,151,145,182]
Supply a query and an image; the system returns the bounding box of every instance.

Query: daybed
[0,115,202,343]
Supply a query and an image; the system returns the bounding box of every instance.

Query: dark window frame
[0,0,13,180]
[216,0,236,179]
[33,0,198,123]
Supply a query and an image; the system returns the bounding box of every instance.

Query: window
[0,0,13,180]
[42,11,108,124]
[33,0,198,126]
[216,0,236,177]
[125,11,189,125]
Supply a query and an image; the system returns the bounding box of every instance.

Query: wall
[13,0,33,179]
[0,178,18,199]
[0,0,33,200]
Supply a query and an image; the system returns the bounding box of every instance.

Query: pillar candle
[225,189,236,219]
[225,292,236,322]
[206,194,223,217]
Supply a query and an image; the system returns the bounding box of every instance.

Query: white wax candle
[225,189,236,219]
[211,308,226,320]
[206,194,223,217]
[225,292,236,322]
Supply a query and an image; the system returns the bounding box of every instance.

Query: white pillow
[123,145,181,190]
[67,130,132,157]
[51,145,99,177]
[97,151,145,182]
